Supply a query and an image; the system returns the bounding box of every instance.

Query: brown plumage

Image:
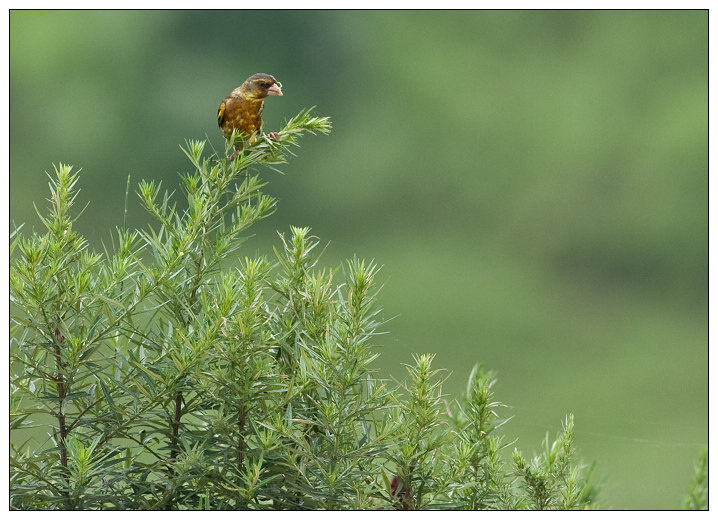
[217,73,283,152]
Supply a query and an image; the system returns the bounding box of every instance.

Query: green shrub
[10,109,597,510]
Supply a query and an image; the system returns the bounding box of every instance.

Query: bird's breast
[221,97,265,138]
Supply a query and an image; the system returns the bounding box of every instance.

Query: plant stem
[237,403,246,468]
[169,390,183,467]
[52,328,68,468]
[164,390,183,510]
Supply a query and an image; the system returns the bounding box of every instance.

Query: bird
[217,73,283,154]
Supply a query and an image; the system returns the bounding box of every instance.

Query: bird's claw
[267,132,279,142]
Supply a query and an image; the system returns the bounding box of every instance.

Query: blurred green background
[10,10,707,509]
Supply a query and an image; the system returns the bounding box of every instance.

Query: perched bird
[217,73,283,153]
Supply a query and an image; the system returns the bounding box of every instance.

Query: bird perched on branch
[218,73,283,153]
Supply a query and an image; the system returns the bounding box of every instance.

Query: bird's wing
[217,101,227,128]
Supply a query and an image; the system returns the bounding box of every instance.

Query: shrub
[10,110,597,510]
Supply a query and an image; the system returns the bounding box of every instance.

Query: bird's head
[239,73,283,100]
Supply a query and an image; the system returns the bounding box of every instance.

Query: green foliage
[512,415,598,510]
[11,109,596,510]
[683,447,707,510]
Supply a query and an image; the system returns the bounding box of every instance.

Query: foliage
[11,109,596,510]
[683,447,707,510]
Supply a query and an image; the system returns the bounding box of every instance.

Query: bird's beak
[267,83,283,96]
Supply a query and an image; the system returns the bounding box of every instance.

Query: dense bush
[10,110,598,510]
